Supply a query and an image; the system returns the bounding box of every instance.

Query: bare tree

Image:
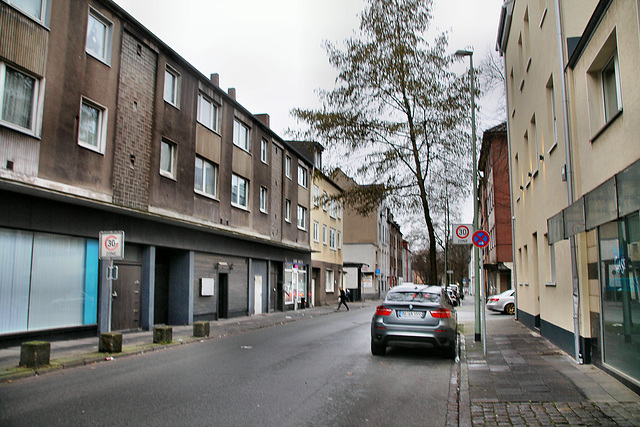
[292,0,474,285]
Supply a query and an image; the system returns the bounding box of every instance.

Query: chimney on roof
[228,88,236,100]
[210,73,219,86]
[255,114,270,128]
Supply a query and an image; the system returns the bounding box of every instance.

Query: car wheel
[371,341,386,356]
[504,303,515,315]
[443,335,457,360]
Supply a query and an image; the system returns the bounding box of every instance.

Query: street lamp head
[455,49,473,57]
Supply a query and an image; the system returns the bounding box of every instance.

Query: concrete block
[193,321,210,337]
[153,325,172,344]
[99,332,123,353]
[20,341,50,368]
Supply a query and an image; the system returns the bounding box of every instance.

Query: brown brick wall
[112,31,157,210]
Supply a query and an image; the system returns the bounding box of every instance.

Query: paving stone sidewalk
[453,299,640,426]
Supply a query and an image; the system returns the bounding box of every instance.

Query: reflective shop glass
[0,229,99,334]
[599,214,640,384]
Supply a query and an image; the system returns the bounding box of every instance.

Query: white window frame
[231,174,249,209]
[329,228,336,250]
[260,186,268,213]
[86,8,113,65]
[164,66,180,108]
[322,224,327,245]
[285,156,292,179]
[261,139,268,164]
[313,221,320,242]
[337,231,342,249]
[233,119,250,152]
[313,185,319,207]
[602,54,622,123]
[337,201,342,219]
[297,205,307,230]
[326,269,335,293]
[197,93,218,132]
[194,156,218,198]
[0,62,42,136]
[9,0,48,24]
[297,165,308,188]
[285,199,291,222]
[329,199,336,218]
[78,97,108,154]
[322,191,328,211]
[160,139,177,179]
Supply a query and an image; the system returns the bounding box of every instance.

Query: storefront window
[599,213,640,383]
[0,228,98,334]
[284,263,307,306]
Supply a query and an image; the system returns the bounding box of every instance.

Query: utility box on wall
[201,278,215,296]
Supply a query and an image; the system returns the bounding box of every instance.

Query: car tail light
[375,306,392,316]
[490,298,499,302]
[430,308,451,318]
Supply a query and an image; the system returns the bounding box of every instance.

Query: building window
[260,186,268,213]
[329,199,336,218]
[337,202,342,219]
[546,76,557,152]
[322,224,327,245]
[231,174,249,209]
[194,156,217,198]
[313,221,319,242]
[233,119,250,152]
[261,139,268,164]
[298,165,308,188]
[297,205,307,230]
[602,55,621,123]
[329,228,336,250]
[337,231,342,249]
[285,156,291,179]
[86,8,112,64]
[322,191,328,211]
[313,185,319,206]
[285,199,291,222]
[160,139,177,179]
[314,150,321,169]
[78,98,107,153]
[198,94,218,132]
[9,0,47,23]
[0,63,40,135]
[164,66,180,107]
[326,269,335,293]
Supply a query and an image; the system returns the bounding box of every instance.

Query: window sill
[164,100,180,110]
[297,226,307,231]
[0,122,40,140]
[159,171,177,181]
[260,209,268,215]
[194,189,218,201]
[590,108,623,143]
[86,51,111,68]
[231,203,250,212]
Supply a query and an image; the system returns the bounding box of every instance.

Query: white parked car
[486,289,515,315]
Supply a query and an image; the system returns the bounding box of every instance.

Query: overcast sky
[112,0,505,226]
[112,0,504,132]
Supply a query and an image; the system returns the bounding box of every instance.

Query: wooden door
[111,264,142,331]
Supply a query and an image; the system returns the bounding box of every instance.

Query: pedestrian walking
[337,287,349,311]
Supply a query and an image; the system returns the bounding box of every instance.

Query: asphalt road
[0,306,455,426]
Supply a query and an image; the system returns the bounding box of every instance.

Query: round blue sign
[472,230,490,248]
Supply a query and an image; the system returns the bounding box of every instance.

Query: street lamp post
[455,49,480,343]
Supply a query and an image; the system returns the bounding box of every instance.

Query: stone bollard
[99,332,123,353]
[193,321,210,338]
[153,325,172,344]
[20,341,50,368]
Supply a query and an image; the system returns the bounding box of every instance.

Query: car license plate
[398,310,424,318]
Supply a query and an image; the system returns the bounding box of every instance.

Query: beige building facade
[498,0,640,392]
[310,173,344,306]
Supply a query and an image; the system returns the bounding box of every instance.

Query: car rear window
[386,292,440,303]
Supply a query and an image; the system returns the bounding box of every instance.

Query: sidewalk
[0,301,374,382]
[453,297,640,426]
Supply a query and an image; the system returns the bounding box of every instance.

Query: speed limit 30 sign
[99,231,125,260]
[452,224,473,245]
